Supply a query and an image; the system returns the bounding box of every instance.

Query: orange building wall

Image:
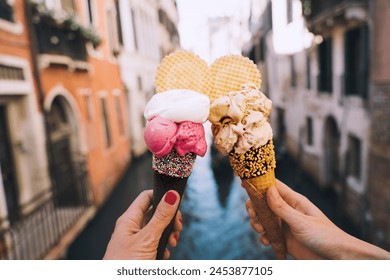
[39,63,130,205]
[0,1,27,53]
[37,0,131,205]
[1,0,131,205]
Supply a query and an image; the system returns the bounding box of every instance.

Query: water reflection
[170,145,274,260]
[210,143,234,208]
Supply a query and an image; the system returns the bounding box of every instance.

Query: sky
[176,0,250,61]
[176,0,314,57]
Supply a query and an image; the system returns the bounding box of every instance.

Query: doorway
[47,97,80,206]
[323,116,340,187]
[0,106,19,223]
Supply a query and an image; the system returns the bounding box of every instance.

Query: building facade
[1,0,131,259]
[117,0,160,156]
[31,0,131,205]
[117,0,180,156]
[245,0,389,249]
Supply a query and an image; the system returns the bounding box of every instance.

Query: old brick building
[1,0,131,259]
[245,0,390,249]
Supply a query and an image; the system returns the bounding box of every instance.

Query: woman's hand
[103,190,182,260]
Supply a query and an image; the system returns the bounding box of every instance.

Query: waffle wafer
[207,54,261,102]
[155,50,210,94]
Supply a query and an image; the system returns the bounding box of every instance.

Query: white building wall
[117,0,160,156]
[265,0,370,192]
[0,55,51,224]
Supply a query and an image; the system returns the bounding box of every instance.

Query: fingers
[246,200,266,234]
[118,190,153,228]
[275,180,324,217]
[267,186,304,227]
[144,190,181,238]
[168,211,182,247]
[163,248,170,260]
[259,233,270,246]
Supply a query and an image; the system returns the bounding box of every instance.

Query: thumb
[145,190,180,237]
[267,186,303,226]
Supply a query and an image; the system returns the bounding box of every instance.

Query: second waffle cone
[229,143,286,259]
[241,174,286,260]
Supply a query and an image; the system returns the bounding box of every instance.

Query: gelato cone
[144,50,210,259]
[207,56,286,259]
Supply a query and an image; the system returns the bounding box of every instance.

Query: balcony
[29,2,101,69]
[301,0,368,33]
[34,19,88,63]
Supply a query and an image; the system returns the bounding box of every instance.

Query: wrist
[338,233,390,260]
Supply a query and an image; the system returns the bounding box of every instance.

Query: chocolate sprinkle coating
[152,150,196,178]
[229,140,276,179]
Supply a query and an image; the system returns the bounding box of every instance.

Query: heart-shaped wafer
[207,54,261,102]
[155,50,210,94]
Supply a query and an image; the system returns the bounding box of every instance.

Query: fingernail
[164,191,177,205]
[179,218,182,224]
[174,234,178,241]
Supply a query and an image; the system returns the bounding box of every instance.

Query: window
[318,38,333,93]
[276,108,286,143]
[83,94,94,121]
[306,55,311,89]
[347,135,361,180]
[344,25,368,98]
[137,76,143,91]
[115,0,123,46]
[259,37,266,62]
[0,0,14,22]
[286,0,293,23]
[87,0,94,24]
[0,64,24,80]
[115,95,125,136]
[100,97,112,147]
[131,8,138,50]
[306,117,313,145]
[290,55,297,88]
[107,7,120,56]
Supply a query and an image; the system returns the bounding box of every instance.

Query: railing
[302,0,367,22]
[33,18,88,62]
[0,161,92,260]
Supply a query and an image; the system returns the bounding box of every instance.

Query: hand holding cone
[144,50,210,259]
[206,55,286,259]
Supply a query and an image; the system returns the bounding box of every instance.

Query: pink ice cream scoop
[144,116,178,158]
[175,121,207,157]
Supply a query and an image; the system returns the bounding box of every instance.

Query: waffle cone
[151,171,188,260]
[155,50,210,94]
[229,142,286,259]
[241,177,286,260]
[151,50,209,259]
[207,54,261,102]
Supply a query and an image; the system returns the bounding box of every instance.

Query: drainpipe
[23,1,56,191]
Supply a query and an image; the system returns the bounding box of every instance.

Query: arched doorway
[47,96,81,206]
[323,116,340,187]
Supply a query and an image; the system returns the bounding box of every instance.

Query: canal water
[170,144,273,259]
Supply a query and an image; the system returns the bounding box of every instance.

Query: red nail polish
[174,234,178,241]
[179,218,182,224]
[164,191,177,205]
